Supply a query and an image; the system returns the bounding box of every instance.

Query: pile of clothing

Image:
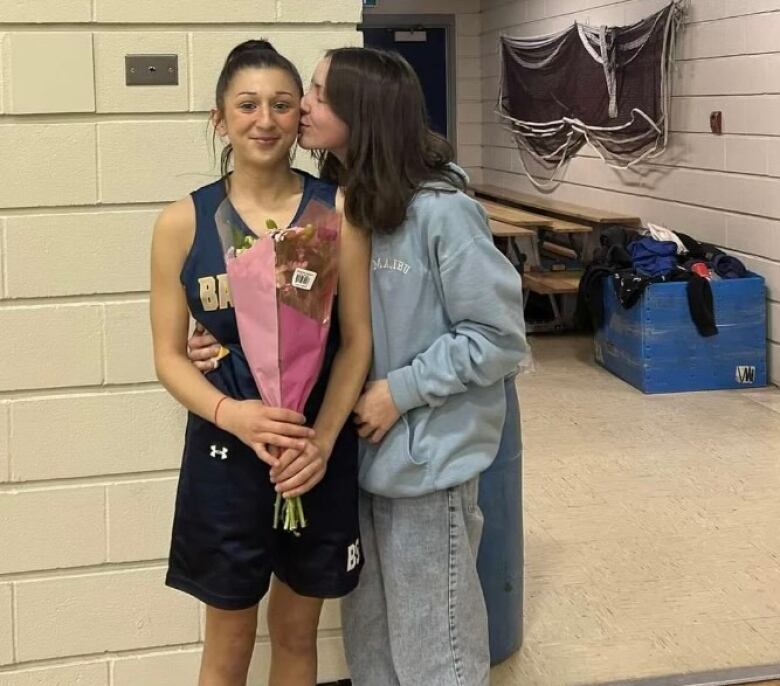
[575,224,749,337]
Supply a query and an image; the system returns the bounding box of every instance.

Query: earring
[289,142,299,165]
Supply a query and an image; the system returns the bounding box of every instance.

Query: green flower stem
[273,493,306,536]
[273,492,282,530]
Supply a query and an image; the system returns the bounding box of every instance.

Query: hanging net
[497,1,686,189]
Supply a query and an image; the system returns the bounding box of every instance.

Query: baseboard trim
[594,664,780,686]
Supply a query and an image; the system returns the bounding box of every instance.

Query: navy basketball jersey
[180,171,341,415]
[167,173,363,608]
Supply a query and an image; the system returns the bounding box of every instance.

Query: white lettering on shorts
[347,538,361,572]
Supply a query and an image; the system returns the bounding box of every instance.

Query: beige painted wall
[0,2,362,683]
[364,0,484,183]
[479,0,780,384]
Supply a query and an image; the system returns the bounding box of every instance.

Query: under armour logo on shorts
[347,538,361,572]
[209,444,229,460]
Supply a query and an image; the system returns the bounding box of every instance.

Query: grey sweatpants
[341,479,490,686]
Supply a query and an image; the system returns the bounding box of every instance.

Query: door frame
[358,14,457,152]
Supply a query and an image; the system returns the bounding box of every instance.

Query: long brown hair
[318,47,465,234]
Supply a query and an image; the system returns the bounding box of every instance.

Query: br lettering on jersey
[198,274,233,312]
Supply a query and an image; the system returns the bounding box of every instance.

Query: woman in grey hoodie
[310,48,528,686]
[191,47,529,685]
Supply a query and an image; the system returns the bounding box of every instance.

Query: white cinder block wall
[363,0,484,182]
[479,0,780,384]
[0,2,362,684]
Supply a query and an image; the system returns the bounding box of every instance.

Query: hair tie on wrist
[214,396,228,427]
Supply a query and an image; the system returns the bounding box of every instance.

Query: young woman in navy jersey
[150,40,371,686]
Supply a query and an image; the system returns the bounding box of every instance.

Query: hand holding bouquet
[215,197,341,534]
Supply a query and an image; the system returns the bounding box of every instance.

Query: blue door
[361,27,449,139]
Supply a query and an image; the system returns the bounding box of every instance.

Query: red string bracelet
[213,396,228,427]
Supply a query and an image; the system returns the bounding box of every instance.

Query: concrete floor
[490,334,780,685]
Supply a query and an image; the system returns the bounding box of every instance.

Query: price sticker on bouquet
[292,268,317,291]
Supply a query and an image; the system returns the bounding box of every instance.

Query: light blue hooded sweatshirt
[361,167,529,498]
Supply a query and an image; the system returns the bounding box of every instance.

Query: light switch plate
[125,55,178,86]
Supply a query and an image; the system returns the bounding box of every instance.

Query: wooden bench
[481,198,590,263]
[537,219,591,267]
[489,219,535,238]
[479,199,553,229]
[540,241,577,260]
[474,183,635,268]
[472,183,642,226]
[479,196,590,333]
[481,199,590,236]
[522,271,584,333]
[482,197,591,265]
[523,271,581,295]
[489,219,537,266]
[547,218,592,234]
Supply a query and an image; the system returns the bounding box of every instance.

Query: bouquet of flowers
[215,197,341,534]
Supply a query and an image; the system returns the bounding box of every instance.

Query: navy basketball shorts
[166,412,363,610]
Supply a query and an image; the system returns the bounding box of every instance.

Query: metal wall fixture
[125,55,179,86]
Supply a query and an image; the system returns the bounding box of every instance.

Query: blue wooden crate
[594,273,767,393]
